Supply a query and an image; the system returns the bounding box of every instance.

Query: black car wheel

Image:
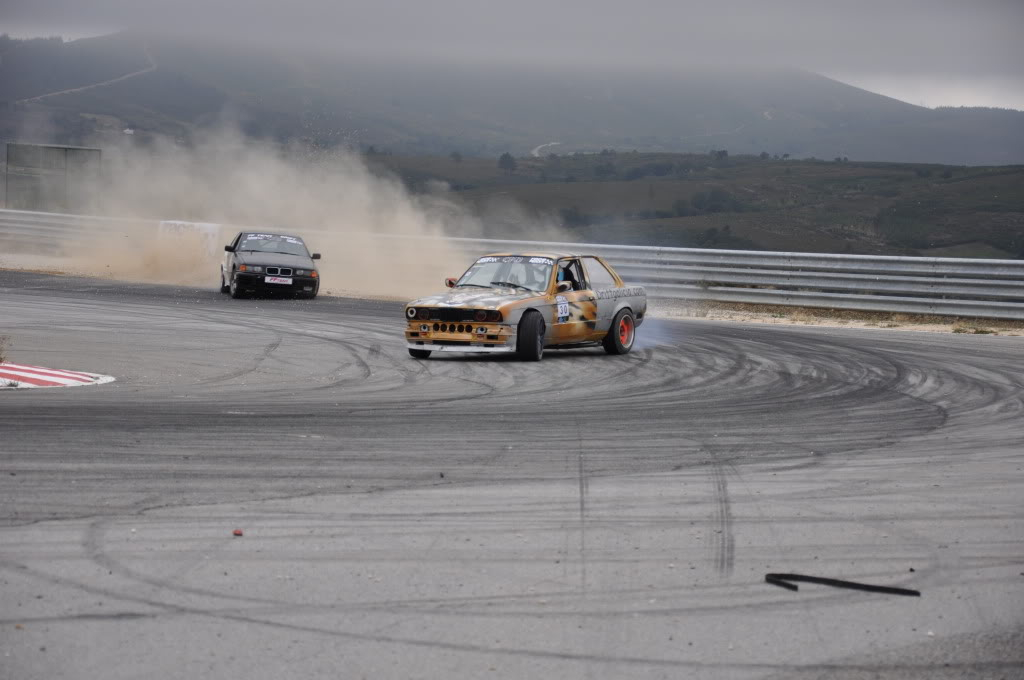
[602,309,635,355]
[229,273,247,299]
[517,310,545,361]
[409,349,431,359]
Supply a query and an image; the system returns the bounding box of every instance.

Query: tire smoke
[62,126,495,298]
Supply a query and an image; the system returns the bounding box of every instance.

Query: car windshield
[456,256,554,292]
[237,233,309,257]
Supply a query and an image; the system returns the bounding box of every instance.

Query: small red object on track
[232,529,244,537]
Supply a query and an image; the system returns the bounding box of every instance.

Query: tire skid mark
[705,446,735,578]
[82,516,300,608]
[574,416,589,596]
[196,336,282,385]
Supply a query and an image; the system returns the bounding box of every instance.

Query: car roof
[480,252,594,260]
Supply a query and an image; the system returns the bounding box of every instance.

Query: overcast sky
[5,0,1023,109]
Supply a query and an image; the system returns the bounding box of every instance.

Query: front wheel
[517,310,545,361]
[219,270,230,294]
[409,348,431,359]
[603,309,635,355]
[229,273,246,299]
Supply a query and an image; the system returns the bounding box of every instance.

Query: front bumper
[407,342,516,353]
[406,320,516,353]
[235,272,318,294]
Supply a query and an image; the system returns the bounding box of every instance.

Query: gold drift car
[404,253,647,360]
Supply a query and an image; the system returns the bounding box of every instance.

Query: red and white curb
[0,363,115,389]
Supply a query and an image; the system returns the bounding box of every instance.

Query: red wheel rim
[618,315,634,346]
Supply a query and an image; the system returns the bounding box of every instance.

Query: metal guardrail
[2,208,1023,320]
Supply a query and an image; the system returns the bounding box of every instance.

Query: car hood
[234,251,315,268]
[409,287,541,309]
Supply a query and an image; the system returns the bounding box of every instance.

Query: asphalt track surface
[1,270,1022,679]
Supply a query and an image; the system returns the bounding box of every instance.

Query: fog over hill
[2,31,1023,165]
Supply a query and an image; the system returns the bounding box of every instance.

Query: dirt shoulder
[649,298,1024,337]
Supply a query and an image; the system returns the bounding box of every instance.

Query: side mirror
[311,253,321,260]
[556,281,572,293]
[445,277,457,288]
[224,245,235,253]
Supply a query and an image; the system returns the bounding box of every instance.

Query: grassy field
[372,152,1024,256]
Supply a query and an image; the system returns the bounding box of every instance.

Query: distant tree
[691,188,744,214]
[759,151,770,160]
[365,145,378,156]
[673,198,694,217]
[782,153,790,160]
[692,191,708,211]
[449,151,463,163]
[498,152,517,174]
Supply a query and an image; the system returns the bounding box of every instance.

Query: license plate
[265,276,292,285]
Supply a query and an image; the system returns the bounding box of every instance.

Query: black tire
[517,310,545,361]
[219,271,230,294]
[603,309,636,355]
[409,348,431,359]
[229,273,246,299]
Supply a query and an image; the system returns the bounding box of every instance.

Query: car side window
[557,259,588,292]
[584,257,617,289]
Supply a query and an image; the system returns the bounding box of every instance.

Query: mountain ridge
[1,31,1022,165]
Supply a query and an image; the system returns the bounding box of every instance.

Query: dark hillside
[0,33,151,102]
[370,152,1024,257]
[1,32,1022,165]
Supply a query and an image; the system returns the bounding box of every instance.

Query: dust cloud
[64,126,522,299]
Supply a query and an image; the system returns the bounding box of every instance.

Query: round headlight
[252,266,263,273]
[295,269,306,275]
[406,307,417,319]
[474,310,487,322]
[418,308,430,320]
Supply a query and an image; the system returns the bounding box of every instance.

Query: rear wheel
[517,310,545,361]
[409,348,431,359]
[603,309,635,355]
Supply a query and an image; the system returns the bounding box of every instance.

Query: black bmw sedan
[221,231,321,299]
